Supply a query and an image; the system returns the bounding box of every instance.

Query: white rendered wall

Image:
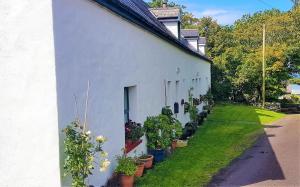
[53,1,211,186]
[162,21,179,38]
[0,1,61,187]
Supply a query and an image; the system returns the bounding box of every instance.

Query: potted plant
[125,120,144,143]
[171,119,183,150]
[203,105,211,114]
[203,88,214,109]
[138,154,154,169]
[196,113,204,126]
[115,154,137,187]
[184,102,190,113]
[161,106,183,150]
[144,114,172,163]
[134,159,145,177]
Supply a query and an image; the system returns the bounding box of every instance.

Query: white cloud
[192,9,244,25]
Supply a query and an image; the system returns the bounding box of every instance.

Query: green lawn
[136,104,285,187]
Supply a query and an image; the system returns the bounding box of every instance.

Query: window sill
[125,139,142,153]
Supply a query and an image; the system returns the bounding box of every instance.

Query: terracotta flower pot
[171,140,177,150]
[135,162,145,177]
[120,174,134,187]
[139,155,153,169]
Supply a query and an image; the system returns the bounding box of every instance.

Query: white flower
[100,151,108,157]
[85,131,91,135]
[100,159,110,172]
[96,135,107,143]
[89,156,94,162]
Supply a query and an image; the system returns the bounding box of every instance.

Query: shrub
[161,106,173,117]
[161,106,183,140]
[203,88,214,106]
[63,121,109,187]
[173,119,183,140]
[144,115,173,149]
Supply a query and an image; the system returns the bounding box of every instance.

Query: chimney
[162,0,167,8]
[149,2,181,39]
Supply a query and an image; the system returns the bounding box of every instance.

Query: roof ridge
[149,7,180,10]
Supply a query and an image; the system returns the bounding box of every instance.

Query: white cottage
[0,0,211,186]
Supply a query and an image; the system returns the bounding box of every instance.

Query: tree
[150,0,300,103]
[291,0,300,8]
[148,0,185,9]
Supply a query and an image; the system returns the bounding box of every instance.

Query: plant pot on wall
[120,174,134,187]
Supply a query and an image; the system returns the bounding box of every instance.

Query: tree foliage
[149,1,300,103]
[184,8,300,103]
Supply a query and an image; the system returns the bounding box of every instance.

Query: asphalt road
[210,114,300,187]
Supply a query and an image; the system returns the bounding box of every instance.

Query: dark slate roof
[181,29,199,38]
[149,7,180,19]
[198,37,207,45]
[93,0,212,63]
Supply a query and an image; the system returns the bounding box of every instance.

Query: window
[124,86,137,122]
[175,81,179,101]
[124,86,141,153]
[195,78,198,95]
[124,87,129,122]
[199,78,202,94]
[167,81,172,106]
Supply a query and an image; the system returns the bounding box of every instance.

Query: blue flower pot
[150,149,165,163]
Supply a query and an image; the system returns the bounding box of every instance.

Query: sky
[290,84,300,94]
[148,0,294,25]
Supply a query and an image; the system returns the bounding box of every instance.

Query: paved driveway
[210,115,300,187]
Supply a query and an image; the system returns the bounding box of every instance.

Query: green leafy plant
[125,120,144,141]
[63,121,109,187]
[184,102,190,113]
[188,88,199,123]
[115,154,137,176]
[161,106,173,117]
[143,115,173,150]
[173,119,183,139]
[203,88,214,106]
[161,106,183,140]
